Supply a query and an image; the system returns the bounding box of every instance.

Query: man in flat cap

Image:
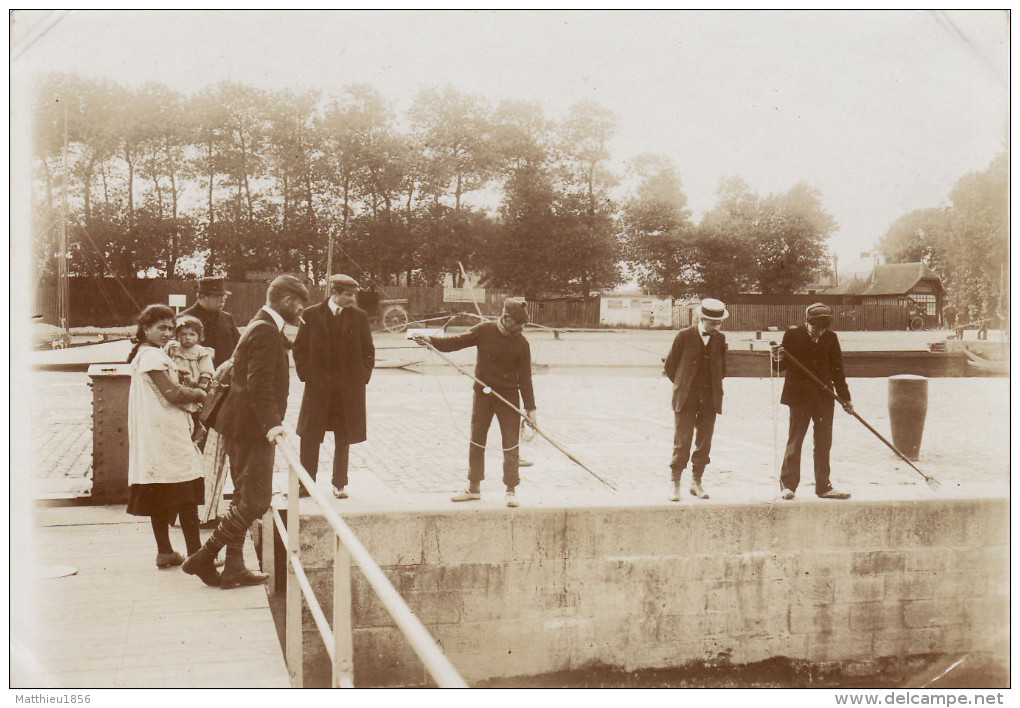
[184,274,308,588]
[413,298,535,508]
[771,302,853,500]
[182,277,240,369]
[664,297,728,502]
[293,274,375,499]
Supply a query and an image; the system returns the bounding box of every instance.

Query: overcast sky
[11,9,1009,269]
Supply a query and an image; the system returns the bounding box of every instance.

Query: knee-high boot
[220,541,269,590]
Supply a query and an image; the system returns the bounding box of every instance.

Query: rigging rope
[422,343,520,453]
[71,221,142,313]
[418,338,617,490]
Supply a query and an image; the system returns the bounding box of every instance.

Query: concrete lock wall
[294,499,1008,687]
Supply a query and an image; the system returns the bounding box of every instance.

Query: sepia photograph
[9,9,1010,700]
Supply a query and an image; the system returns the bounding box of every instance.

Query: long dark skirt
[126,478,205,517]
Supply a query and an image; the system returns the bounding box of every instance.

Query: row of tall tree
[878,151,1008,321]
[33,73,838,299]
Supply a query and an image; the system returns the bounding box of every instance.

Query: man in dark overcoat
[664,298,728,501]
[772,302,853,500]
[181,277,240,369]
[183,275,308,589]
[293,274,375,499]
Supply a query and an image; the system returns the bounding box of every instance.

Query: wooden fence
[34,278,533,327]
[35,279,912,331]
[701,303,911,331]
[529,298,600,328]
[34,278,330,327]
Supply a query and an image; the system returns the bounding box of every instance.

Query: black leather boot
[182,546,222,587]
[220,543,269,590]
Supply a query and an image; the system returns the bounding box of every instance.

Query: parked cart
[376,299,475,333]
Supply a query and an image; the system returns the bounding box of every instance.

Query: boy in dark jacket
[772,303,854,500]
[415,298,535,508]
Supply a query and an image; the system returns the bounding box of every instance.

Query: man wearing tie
[663,298,728,502]
[293,274,375,499]
[183,274,308,588]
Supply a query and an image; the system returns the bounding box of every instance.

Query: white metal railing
[261,433,467,688]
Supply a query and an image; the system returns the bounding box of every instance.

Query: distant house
[599,292,674,328]
[826,262,945,325]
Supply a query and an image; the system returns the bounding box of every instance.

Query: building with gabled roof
[826,262,945,326]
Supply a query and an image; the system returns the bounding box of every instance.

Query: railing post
[262,508,276,599]
[273,435,467,688]
[332,538,354,688]
[285,463,303,687]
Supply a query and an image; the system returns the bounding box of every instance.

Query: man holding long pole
[772,303,853,500]
[413,298,535,508]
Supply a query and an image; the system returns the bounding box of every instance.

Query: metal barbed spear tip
[416,336,617,492]
[769,341,941,491]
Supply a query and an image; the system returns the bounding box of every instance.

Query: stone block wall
[294,499,1008,687]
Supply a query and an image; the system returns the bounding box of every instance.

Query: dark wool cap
[503,298,529,324]
[269,274,309,301]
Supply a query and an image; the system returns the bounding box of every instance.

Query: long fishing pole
[769,341,940,490]
[453,310,564,339]
[415,338,617,491]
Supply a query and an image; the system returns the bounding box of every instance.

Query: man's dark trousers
[469,387,520,489]
[669,382,716,482]
[226,437,275,530]
[780,396,834,494]
[299,383,351,488]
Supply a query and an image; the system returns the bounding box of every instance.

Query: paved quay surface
[27,328,1010,507]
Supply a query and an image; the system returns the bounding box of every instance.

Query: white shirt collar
[697,321,712,338]
[328,299,343,316]
[260,306,286,331]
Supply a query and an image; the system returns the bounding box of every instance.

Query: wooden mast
[57,100,70,347]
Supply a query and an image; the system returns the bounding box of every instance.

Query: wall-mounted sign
[444,287,486,303]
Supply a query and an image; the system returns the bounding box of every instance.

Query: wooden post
[332,538,354,688]
[261,508,276,599]
[285,467,303,687]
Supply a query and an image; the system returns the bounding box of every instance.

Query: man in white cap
[772,302,853,500]
[664,297,728,501]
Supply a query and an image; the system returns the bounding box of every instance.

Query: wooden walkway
[23,505,290,688]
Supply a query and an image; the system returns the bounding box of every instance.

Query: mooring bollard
[88,363,132,504]
[887,374,928,461]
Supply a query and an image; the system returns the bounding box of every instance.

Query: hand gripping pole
[770,341,940,491]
